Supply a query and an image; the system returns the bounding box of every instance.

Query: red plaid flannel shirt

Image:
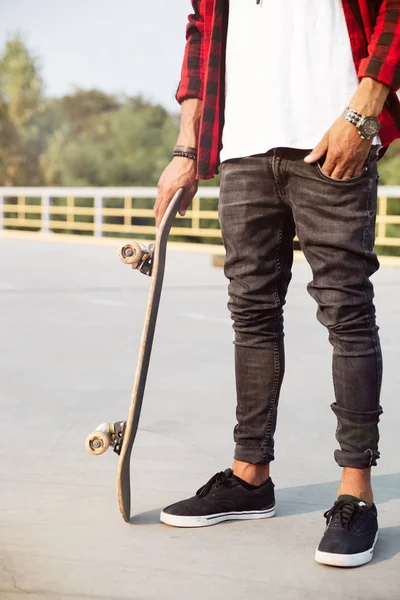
[177,0,400,180]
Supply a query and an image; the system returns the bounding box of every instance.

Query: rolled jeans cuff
[234,444,274,465]
[331,403,383,468]
[334,449,381,468]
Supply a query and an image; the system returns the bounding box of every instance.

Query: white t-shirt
[220,0,371,163]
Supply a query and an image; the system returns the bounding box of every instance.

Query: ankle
[232,460,270,486]
[338,467,374,504]
[338,486,374,505]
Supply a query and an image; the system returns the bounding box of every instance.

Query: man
[154,0,400,568]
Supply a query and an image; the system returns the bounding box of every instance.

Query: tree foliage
[41,95,179,186]
[0,34,397,189]
[0,35,183,187]
[0,35,44,185]
[375,139,400,185]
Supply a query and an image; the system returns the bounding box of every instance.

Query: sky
[0,0,189,112]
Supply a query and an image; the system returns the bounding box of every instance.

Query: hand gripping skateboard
[85,188,184,522]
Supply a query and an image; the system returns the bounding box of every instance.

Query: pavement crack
[0,558,26,594]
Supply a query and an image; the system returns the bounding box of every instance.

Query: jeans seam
[333,173,381,466]
[366,448,373,467]
[262,217,284,459]
[361,175,381,409]
[272,149,289,207]
[336,174,373,460]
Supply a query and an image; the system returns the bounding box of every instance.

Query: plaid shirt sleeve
[176,1,206,103]
[358,0,400,90]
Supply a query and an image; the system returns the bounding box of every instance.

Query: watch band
[343,107,364,127]
[342,107,380,140]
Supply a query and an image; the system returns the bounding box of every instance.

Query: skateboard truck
[118,242,155,276]
[112,421,126,455]
[85,421,126,456]
[86,241,157,460]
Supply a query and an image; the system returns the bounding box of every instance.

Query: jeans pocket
[315,157,369,184]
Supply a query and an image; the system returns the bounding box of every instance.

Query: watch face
[361,117,381,138]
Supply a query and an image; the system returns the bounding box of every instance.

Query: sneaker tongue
[196,469,232,498]
[337,494,369,508]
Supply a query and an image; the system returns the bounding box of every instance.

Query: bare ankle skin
[338,467,374,504]
[232,459,270,486]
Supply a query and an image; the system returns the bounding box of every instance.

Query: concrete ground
[0,234,399,600]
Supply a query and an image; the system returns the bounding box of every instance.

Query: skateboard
[85,188,185,522]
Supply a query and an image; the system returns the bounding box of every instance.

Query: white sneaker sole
[160,505,276,528]
[315,532,378,568]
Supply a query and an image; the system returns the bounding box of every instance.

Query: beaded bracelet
[173,145,198,161]
[173,150,197,161]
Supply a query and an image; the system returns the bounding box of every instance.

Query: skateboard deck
[86,188,184,522]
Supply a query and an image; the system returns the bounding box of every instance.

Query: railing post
[94,195,103,237]
[124,196,131,231]
[0,194,3,231]
[192,195,200,232]
[377,195,387,243]
[67,196,74,228]
[41,195,50,235]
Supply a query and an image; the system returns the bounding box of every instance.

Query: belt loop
[368,145,378,164]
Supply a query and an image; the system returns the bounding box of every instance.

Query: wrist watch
[342,107,381,140]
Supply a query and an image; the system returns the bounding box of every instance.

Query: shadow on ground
[276,471,400,516]
[373,526,400,564]
[131,472,400,525]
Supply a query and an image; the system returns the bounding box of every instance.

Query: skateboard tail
[117,458,131,522]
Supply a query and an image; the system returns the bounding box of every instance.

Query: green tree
[60,88,120,132]
[0,34,44,185]
[42,95,180,186]
[377,139,400,185]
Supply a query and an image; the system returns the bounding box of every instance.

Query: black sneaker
[160,469,275,527]
[315,495,378,568]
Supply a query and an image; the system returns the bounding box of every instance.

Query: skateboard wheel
[85,431,110,455]
[118,242,144,268]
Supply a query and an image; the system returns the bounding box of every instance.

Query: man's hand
[304,78,390,180]
[304,116,372,180]
[155,157,198,227]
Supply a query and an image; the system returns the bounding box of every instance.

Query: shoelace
[324,499,368,531]
[196,471,231,498]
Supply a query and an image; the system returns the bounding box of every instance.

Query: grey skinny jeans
[219,147,383,469]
